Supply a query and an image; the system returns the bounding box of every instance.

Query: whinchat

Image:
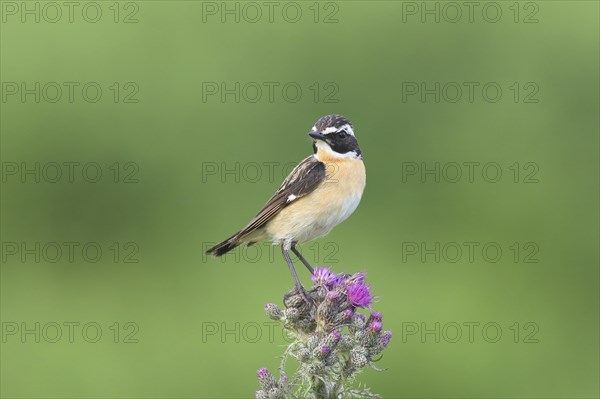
[206,115,366,294]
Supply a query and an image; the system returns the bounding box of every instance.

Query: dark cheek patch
[330,137,359,154]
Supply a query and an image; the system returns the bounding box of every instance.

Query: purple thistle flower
[347,283,373,308]
[380,331,392,347]
[370,311,382,322]
[257,368,269,377]
[255,267,393,396]
[369,321,383,332]
[256,367,277,390]
[330,273,346,287]
[312,266,340,287]
[334,308,354,324]
[256,367,271,379]
[347,272,366,285]
[326,290,340,301]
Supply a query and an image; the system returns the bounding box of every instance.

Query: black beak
[308,131,326,141]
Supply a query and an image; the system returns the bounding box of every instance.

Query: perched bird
[206,115,366,294]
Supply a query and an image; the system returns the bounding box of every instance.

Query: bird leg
[291,244,314,274]
[281,245,311,305]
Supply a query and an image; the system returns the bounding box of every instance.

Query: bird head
[308,115,362,160]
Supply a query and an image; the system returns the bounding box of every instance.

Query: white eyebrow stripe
[321,123,355,136]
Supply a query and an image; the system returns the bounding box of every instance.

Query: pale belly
[266,158,366,244]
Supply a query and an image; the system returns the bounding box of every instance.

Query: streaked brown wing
[236,155,325,239]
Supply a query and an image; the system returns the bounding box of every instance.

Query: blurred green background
[1,1,598,398]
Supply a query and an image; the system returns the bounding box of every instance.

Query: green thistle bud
[317,290,341,324]
[278,375,290,391]
[322,330,342,351]
[306,333,319,350]
[267,387,282,399]
[297,348,310,361]
[355,329,369,346]
[284,293,306,308]
[350,346,369,368]
[351,346,368,359]
[368,345,384,358]
[304,363,323,375]
[312,286,327,301]
[313,344,331,360]
[283,307,300,322]
[351,353,368,368]
[257,368,277,391]
[264,303,283,320]
[338,334,354,350]
[334,308,354,325]
[352,314,367,330]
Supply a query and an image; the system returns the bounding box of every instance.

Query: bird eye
[337,130,348,138]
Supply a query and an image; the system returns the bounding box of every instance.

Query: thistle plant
[256,267,392,398]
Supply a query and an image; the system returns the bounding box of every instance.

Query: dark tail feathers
[206,233,241,256]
